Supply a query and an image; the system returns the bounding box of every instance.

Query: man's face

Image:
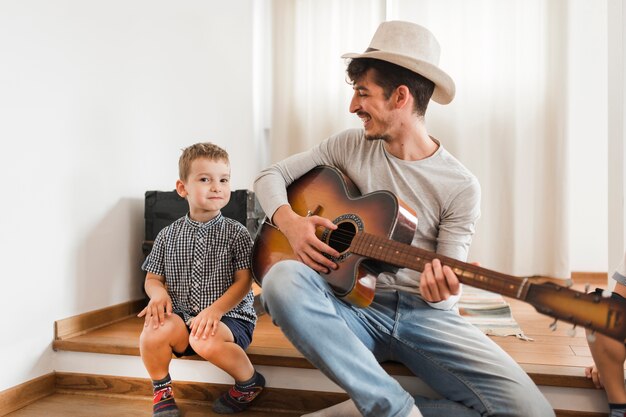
[348,69,397,141]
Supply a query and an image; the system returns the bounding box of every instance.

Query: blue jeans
[261,261,555,417]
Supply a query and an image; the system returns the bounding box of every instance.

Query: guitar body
[252,165,417,307]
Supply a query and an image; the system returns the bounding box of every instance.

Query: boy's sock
[212,370,265,414]
[609,403,626,417]
[152,374,180,417]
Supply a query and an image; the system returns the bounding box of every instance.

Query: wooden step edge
[53,296,265,342]
[51,338,415,377]
[51,372,606,417]
[52,340,140,356]
[54,299,146,341]
[52,336,598,390]
[0,372,604,416]
[523,363,597,389]
[0,372,55,416]
[54,371,348,414]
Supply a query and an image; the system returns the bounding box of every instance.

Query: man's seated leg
[261,260,415,417]
[392,292,554,417]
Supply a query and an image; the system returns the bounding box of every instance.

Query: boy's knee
[139,327,165,348]
[139,323,177,348]
[189,337,217,359]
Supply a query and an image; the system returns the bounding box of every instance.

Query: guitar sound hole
[328,221,356,253]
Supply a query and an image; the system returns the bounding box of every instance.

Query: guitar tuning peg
[567,325,577,337]
[602,289,612,298]
[584,283,590,293]
[564,279,574,288]
[586,331,596,344]
[549,319,558,332]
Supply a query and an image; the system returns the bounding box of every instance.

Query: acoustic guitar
[252,165,626,343]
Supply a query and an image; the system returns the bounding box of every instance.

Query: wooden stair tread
[54,307,600,389]
[53,274,617,390]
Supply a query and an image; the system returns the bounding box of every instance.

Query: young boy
[139,142,264,416]
[585,251,626,417]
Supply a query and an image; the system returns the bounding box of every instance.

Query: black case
[142,189,265,256]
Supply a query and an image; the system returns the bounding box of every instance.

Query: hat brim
[342,51,455,105]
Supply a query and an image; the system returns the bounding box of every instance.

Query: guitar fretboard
[351,232,527,299]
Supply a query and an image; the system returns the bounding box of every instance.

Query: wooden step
[49,274,614,415]
[0,372,604,417]
[1,372,345,416]
[51,297,601,389]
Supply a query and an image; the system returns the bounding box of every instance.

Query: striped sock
[152,374,180,417]
[212,371,265,414]
[609,403,626,417]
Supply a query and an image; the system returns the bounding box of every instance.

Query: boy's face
[176,157,231,222]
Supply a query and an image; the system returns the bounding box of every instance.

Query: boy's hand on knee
[138,292,173,329]
[189,307,223,339]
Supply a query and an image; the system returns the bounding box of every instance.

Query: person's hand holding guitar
[420,258,461,303]
[272,205,340,274]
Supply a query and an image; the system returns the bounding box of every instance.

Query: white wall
[0,0,260,392]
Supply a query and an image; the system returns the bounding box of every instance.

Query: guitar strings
[320,227,524,287]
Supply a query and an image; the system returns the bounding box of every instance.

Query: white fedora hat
[342,21,455,105]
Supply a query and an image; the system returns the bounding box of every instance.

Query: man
[254,21,554,417]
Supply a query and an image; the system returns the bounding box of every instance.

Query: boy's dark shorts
[172,312,255,358]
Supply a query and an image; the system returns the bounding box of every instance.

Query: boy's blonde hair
[179,142,230,181]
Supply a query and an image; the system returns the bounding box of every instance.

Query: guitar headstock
[524,281,626,343]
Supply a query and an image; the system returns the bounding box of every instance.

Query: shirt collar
[184,212,223,230]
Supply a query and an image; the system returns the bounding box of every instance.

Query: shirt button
[198,237,203,243]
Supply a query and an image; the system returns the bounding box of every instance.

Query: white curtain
[270,0,385,161]
[270,0,571,278]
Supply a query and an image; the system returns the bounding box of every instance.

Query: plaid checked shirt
[142,213,256,325]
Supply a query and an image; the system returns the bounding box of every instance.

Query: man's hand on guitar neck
[420,258,461,303]
[420,260,480,310]
[272,205,340,274]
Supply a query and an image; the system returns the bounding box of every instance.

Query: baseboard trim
[0,373,55,416]
[55,299,146,340]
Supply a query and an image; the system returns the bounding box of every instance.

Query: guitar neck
[351,232,526,299]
